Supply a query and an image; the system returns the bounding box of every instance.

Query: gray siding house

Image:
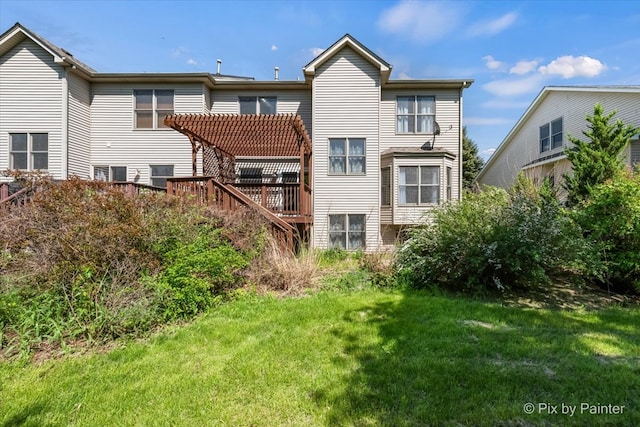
[0,23,472,250]
[477,86,640,196]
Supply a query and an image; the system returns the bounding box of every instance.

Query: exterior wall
[210,89,312,136]
[380,89,462,201]
[67,71,91,178]
[90,83,205,184]
[522,158,572,200]
[480,90,640,189]
[311,46,381,250]
[0,39,63,179]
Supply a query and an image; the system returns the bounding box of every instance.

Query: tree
[563,103,639,206]
[462,126,484,190]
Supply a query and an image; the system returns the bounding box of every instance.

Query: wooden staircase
[167,177,298,251]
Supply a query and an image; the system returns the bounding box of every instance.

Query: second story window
[329,138,366,175]
[134,90,174,129]
[239,96,277,114]
[397,96,435,134]
[540,117,563,152]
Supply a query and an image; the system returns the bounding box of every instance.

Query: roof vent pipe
[216,59,222,75]
[274,66,279,81]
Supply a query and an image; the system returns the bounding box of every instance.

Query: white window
[239,96,277,114]
[239,167,263,184]
[134,90,174,129]
[94,166,127,182]
[446,166,452,201]
[9,133,48,170]
[329,138,365,175]
[150,165,174,188]
[399,166,440,205]
[396,96,435,133]
[329,214,366,250]
[540,117,562,152]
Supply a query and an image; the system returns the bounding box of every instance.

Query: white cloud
[171,46,188,58]
[510,60,538,75]
[310,47,325,57]
[482,55,506,71]
[378,0,463,43]
[483,74,545,97]
[481,148,496,157]
[538,55,606,78]
[187,58,197,65]
[398,72,413,80]
[467,12,518,37]
[271,45,278,51]
[465,117,513,126]
[482,99,531,109]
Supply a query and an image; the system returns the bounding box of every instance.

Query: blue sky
[1,0,639,159]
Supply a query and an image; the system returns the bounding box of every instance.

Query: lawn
[1,288,639,426]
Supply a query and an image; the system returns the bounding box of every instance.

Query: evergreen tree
[462,126,484,190]
[563,103,638,206]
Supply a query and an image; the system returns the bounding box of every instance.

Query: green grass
[1,288,639,426]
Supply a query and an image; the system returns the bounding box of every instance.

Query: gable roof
[164,113,312,157]
[303,34,392,83]
[476,85,640,182]
[0,22,96,76]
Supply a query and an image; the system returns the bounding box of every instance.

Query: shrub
[0,177,266,356]
[396,177,590,292]
[572,171,640,293]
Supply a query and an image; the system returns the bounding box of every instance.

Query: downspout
[459,84,464,201]
[61,67,69,179]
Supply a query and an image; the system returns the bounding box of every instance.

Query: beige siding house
[477,86,640,196]
[0,23,472,251]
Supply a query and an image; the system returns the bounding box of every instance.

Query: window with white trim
[94,166,127,182]
[329,138,365,175]
[150,165,174,188]
[398,166,440,205]
[9,133,48,170]
[329,214,366,250]
[134,89,174,129]
[446,166,452,201]
[396,96,436,133]
[540,117,562,152]
[239,96,277,114]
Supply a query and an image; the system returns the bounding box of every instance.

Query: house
[0,22,473,251]
[477,86,640,196]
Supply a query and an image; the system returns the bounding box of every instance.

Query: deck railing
[107,181,167,196]
[232,183,311,218]
[0,186,34,212]
[167,177,298,250]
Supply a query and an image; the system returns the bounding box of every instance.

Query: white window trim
[540,117,563,153]
[396,95,436,134]
[150,164,175,188]
[133,89,174,130]
[238,96,277,115]
[93,165,128,182]
[328,213,366,251]
[328,137,366,176]
[398,165,441,206]
[9,132,49,171]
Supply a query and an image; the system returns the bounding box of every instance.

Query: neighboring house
[477,86,640,196]
[0,23,473,251]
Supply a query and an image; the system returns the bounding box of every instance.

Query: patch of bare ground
[501,279,640,310]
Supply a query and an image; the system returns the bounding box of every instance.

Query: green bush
[396,178,590,292]
[572,171,640,293]
[0,177,266,357]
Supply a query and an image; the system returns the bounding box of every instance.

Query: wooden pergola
[163,113,313,224]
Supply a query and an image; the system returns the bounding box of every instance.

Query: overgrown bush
[0,176,267,357]
[396,177,591,292]
[572,171,640,293]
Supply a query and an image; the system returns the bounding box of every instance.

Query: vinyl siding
[480,90,640,189]
[381,88,462,207]
[67,71,91,178]
[90,83,205,184]
[210,89,312,136]
[312,46,381,250]
[0,39,63,178]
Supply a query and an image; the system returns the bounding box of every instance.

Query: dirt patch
[500,281,639,310]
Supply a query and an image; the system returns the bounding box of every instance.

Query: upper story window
[239,96,277,114]
[540,117,563,152]
[329,138,366,175]
[398,166,440,205]
[397,96,436,134]
[10,133,48,170]
[134,90,174,129]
